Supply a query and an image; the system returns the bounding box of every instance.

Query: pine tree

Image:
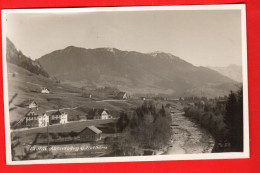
[224,88,243,152]
[235,87,244,151]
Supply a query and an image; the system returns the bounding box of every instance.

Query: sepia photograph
[1,4,249,164]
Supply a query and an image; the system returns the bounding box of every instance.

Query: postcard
[1,4,249,165]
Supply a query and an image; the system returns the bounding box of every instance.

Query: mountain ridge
[208,64,242,83]
[38,45,239,97]
[6,38,49,78]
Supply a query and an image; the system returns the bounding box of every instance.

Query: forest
[114,101,172,156]
[184,87,243,152]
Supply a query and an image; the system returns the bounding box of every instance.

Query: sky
[5,9,242,67]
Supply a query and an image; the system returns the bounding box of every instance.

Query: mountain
[6,38,49,77]
[38,46,239,97]
[208,65,242,83]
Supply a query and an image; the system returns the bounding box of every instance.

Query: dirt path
[96,99,127,102]
[165,113,215,155]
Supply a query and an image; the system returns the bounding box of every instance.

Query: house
[50,110,68,124]
[25,109,49,127]
[48,125,103,143]
[116,92,127,99]
[18,100,38,109]
[25,110,39,127]
[78,126,102,142]
[92,109,111,119]
[41,87,50,94]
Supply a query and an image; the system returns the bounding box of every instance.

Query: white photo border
[1,4,249,165]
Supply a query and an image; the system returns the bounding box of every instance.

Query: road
[45,106,79,112]
[166,112,215,155]
[95,99,127,102]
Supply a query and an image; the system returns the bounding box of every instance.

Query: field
[7,63,143,124]
[12,119,117,136]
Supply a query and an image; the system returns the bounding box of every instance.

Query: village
[9,80,192,158]
[10,86,131,148]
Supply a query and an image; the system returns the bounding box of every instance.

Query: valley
[6,38,241,160]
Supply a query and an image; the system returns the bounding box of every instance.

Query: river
[165,113,215,155]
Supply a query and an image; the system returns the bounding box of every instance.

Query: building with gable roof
[116,92,128,99]
[92,108,111,120]
[25,109,49,127]
[78,126,102,142]
[18,100,38,109]
[41,87,50,94]
[50,110,68,124]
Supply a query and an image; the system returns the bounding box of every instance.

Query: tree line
[114,101,172,156]
[184,87,243,152]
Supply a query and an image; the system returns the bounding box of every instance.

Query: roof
[18,100,37,107]
[36,108,47,115]
[92,108,109,115]
[51,110,62,116]
[25,109,37,117]
[117,92,126,97]
[25,108,46,117]
[84,126,102,134]
[41,87,50,90]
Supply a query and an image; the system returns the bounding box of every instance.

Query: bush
[116,101,172,156]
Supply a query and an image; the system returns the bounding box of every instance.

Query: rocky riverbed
[165,113,215,155]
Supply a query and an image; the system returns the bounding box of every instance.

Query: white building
[38,113,49,127]
[116,92,128,100]
[25,109,49,127]
[50,110,68,124]
[93,109,111,119]
[41,87,50,94]
[19,100,38,109]
[28,101,38,109]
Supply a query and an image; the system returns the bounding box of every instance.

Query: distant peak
[64,45,78,50]
[62,45,86,53]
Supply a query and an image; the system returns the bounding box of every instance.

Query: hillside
[7,63,144,124]
[38,46,239,97]
[6,38,49,77]
[208,64,242,83]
